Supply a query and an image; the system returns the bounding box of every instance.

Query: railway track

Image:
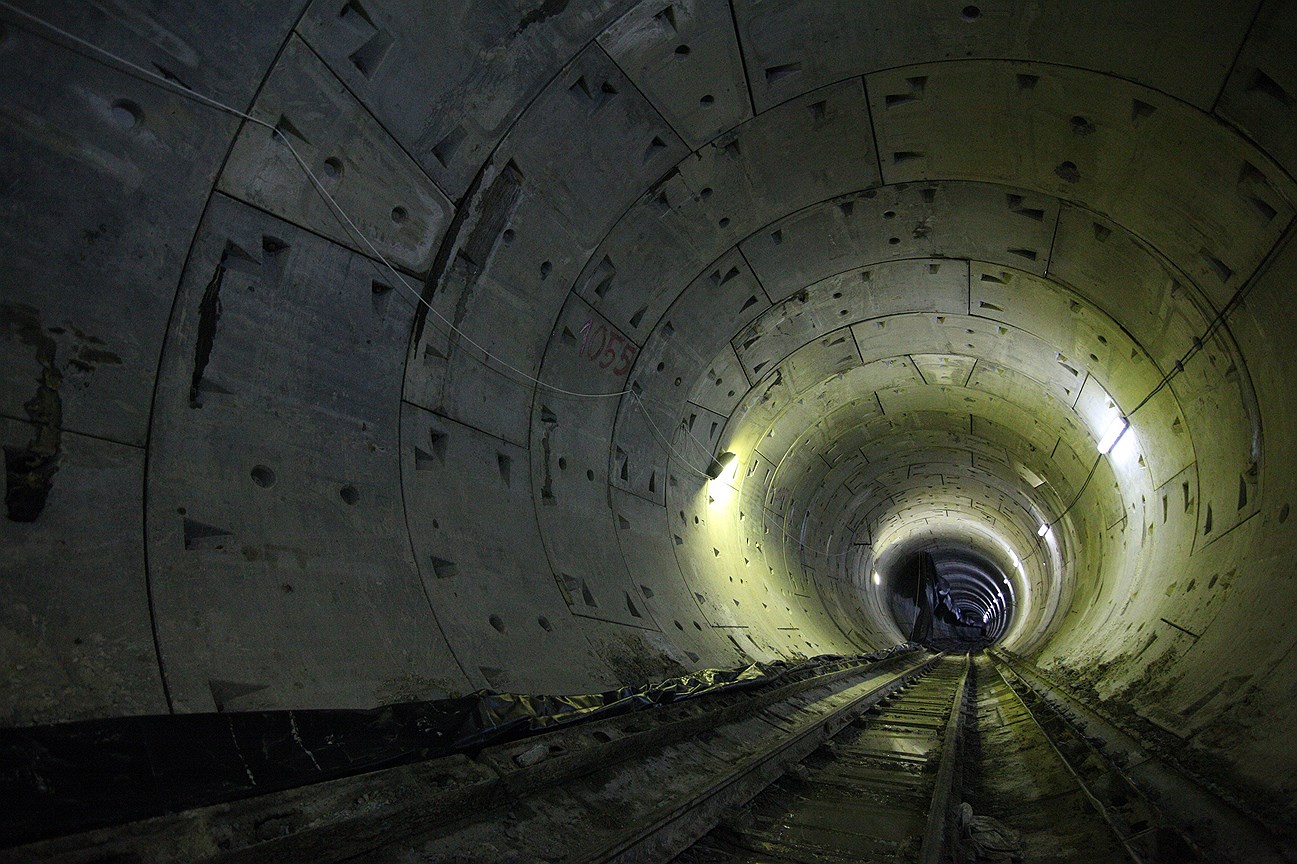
[670,653,1214,864]
[987,653,1294,863]
[11,649,1286,862]
[671,654,970,863]
[970,655,1149,863]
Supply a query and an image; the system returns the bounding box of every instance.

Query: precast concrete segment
[1,0,1297,845]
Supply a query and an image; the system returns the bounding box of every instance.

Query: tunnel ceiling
[4,0,1297,822]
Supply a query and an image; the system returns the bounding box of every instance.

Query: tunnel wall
[2,0,1296,821]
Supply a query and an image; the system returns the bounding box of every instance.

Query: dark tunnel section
[885,549,1011,652]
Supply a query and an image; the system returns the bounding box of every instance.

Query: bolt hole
[961,5,981,20]
[700,94,714,108]
[502,228,515,244]
[700,187,713,200]
[323,157,343,179]
[883,210,896,219]
[1281,504,1290,524]
[538,616,553,632]
[718,217,730,228]
[540,261,552,279]
[251,465,276,488]
[339,485,359,505]
[390,206,408,224]
[558,457,567,470]
[110,99,142,129]
[489,614,506,633]
[888,237,900,245]
[1055,161,1081,183]
[657,361,665,371]
[587,469,595,481]
[674,44,690,57]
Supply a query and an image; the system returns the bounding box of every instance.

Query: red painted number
[586,324,607,361]
[613,342,637,376]
[600,333,623,368]
[576,318,637,377]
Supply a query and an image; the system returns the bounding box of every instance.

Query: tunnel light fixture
[1037,522,1050,537]
[1096,416,1129,454]
[706,450,738,481]
[872,571,881,586]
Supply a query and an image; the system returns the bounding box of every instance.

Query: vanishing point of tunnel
[2,1,1297,861]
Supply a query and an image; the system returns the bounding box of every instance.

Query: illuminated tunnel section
[2,0,1297,835]
[677,266,1162,662]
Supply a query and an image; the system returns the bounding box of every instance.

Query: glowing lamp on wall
[1037,523,1050,537]
[706,451,738,481]
[1096,416,1129,454]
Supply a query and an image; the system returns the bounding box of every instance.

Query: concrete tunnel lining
[2,0,1297,837]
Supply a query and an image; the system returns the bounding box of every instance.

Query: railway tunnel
[2,0,1297,860]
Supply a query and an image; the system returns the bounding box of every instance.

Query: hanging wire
[1041,230,1294,534]
[1040,451,1104,534]
[631,392,863,558]
[0,0,630,401]
[6,1,867,561]
[1127,218,1297,421]
[18,1,1280,564]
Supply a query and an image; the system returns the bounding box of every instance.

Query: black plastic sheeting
[905,551,992,650]
[0,644,917,848]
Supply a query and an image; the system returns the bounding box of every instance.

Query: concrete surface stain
[3,303,63,522]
